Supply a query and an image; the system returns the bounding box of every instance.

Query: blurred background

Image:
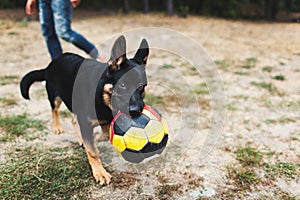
[0,1,299,199]
[1,0,300,21]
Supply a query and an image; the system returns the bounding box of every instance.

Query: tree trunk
[265,0,279,20]
[265,0,271,19]
[166,0,174,16]
[271,0,279,19]
[285,0,292,14]
[144,0,149,14]
[123,0,130,14]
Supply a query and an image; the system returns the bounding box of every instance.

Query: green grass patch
[226,166,261,191]
[240,57,257,69]
[272,189,297,200]
[235,145,263,167]
[214,59,232,70]
[240,64,253,69]
[0,75,19,85]
[251,81,280,94]
[272,75,285,81]
[156,183,182,199]
[226,102,238,111]
[265,162,300,180]
[262,66,273,72]
[234,71,250,76]
[278,100,300,111]
[159,64,175,69]
[193,83,209,95]
[251,82,274,91]
[0,146,93,199]
[223,144,299,198]
[181,62,199,76]
[144,93,164,106]
[60,110,72,118]
[17,19,29,27]
[8,31,18,35]
[265,116,296,125]
[0,97,17,106]
[225,144,262,192]
[245,57,257,64]
[0,113,46,141]
[278,116,296,123]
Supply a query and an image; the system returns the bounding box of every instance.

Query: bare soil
[0,9,299,199]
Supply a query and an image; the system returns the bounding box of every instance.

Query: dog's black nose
[129,106,142,117]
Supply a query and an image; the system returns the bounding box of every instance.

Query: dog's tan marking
[72,115,83,147]
[116,56,124,66]
[108,56,124,72]
[93,120,110,141]
[85,142,111,185]
[89,119,100,126]
[52,97,63,134]
[95,124,110,142]
[144,56,148,62]
[107,60,113,66]
[103,84,113,109]
[98,124,110,141]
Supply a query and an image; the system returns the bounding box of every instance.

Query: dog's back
[20,53,84,111]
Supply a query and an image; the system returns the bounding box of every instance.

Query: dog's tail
[20,69,46,99]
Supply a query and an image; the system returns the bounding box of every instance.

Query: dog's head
[103,36,149,118]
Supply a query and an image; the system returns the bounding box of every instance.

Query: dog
[20,36,149,185]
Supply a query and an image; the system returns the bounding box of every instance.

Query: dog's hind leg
[46,82,63,134]
[72,115,84,148]
[51,97,63,134]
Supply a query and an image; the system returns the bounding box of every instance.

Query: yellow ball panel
[161,117,169,134]
[124,127,148,151]
[145,120,165,143]
[112,135,127,152]
[142,109,158,120]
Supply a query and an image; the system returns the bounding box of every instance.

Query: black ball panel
[113,113,132,136]
[141,134,168,153]
[121,134,168,163]
[131,114,150,128]
[121,150,145,163]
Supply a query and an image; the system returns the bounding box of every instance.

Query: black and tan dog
[20,36,149,185]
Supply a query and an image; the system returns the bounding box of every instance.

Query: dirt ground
[0,9,299,199]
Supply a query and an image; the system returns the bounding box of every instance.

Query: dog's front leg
[85,142,111,185]
[78,117,111,185]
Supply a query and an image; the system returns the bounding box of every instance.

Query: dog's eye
[139,86,145,92]
[119,82,126,89]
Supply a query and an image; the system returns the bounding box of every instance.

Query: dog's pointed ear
[108,35,127,73]
[133,39,149,65]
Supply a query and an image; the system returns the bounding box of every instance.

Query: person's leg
[39,0,63,60]
[51,0,99,59]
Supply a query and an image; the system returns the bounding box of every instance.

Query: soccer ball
[109,105,169,163]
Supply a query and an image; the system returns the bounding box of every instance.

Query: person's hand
[98,55,106,62]
[25,0,37,15]
[70,0,81,8]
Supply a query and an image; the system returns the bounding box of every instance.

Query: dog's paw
[92,167,112,185]
[53,125,64,134]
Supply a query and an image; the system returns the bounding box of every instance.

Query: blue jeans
[39,0,98,60]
